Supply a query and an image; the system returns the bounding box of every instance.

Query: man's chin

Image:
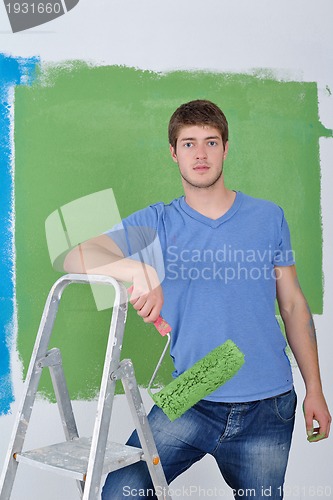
[181,172,223,190]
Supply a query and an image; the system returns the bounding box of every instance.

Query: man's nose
[196,144,207,159]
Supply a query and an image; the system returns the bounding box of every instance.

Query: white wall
[0,1,332,498]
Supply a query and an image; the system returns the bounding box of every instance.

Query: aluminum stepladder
[0,274,171,500]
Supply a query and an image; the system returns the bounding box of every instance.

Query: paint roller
[148,326,244,421]
[128,287,244,420]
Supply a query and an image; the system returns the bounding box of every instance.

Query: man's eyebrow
[179,135,221,141]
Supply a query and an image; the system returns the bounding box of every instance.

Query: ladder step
[15,437,143,481]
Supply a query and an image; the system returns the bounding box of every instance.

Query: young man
[64,100,331,499]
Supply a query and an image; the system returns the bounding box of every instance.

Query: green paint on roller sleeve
[307,433,326,443]
[151,340,245,421]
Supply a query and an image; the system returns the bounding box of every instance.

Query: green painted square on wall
[15,65,331,400]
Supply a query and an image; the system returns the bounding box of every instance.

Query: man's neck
[183,181,236,220]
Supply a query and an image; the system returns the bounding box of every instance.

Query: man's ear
[170,144,178,163]
[223,141,229,160]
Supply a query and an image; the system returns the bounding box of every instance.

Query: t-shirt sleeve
[104,205,165,281]
[273,208,296,266]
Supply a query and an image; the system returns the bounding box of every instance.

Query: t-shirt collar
[179,191,243,228]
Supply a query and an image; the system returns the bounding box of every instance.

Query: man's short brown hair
[168,99,229,149]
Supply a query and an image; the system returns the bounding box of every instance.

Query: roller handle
[127,285,171,336]
[153,316,172,336]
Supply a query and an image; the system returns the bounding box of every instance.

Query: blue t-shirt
[105,192,295,402]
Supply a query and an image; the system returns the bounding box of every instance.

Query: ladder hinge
[110,359,134,381]
[37,348,62,368]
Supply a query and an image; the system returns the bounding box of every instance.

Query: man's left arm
[275,264,331,442]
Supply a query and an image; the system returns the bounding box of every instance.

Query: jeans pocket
[274,387,297,422]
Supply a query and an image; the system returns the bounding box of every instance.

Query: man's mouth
[193,164,210,172]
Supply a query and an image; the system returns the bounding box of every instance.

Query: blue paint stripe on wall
[0,53,39,415]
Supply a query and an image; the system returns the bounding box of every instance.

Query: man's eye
[208,141,217,146]
[184,142,193,148]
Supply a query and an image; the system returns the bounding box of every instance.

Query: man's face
[170,125,228,190]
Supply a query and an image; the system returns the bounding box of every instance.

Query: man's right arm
[63,235,164,323]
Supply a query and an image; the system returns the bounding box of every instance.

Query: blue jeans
[102,388,296,499]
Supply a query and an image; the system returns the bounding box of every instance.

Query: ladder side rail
[47,348,84,496]
[0,277,70,500]
[42,348,79,441]
[82,280,128,500]
[120,361,172,500]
